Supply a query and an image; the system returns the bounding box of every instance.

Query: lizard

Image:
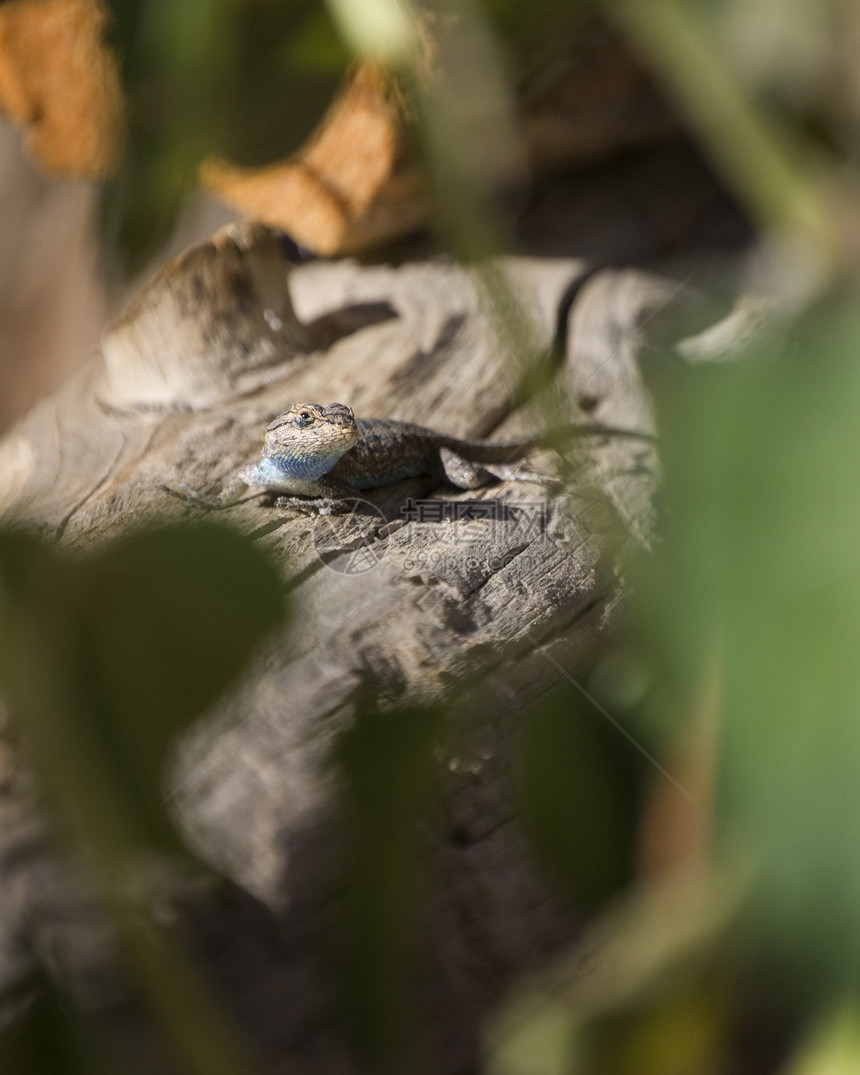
[166,401,650,513]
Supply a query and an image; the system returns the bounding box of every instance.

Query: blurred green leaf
[325,0,416,62]
[0,523,283,1075]
[479,0,591,55]
[488,999,580,1075]
[329,698,447,1065]
[0,523,284,858]
[515,684,639,910]
[494,292,860,1074]
[84,524,283,755]
[639,297,860,998]
[782,997,860,1075]
[487,870,741,1075]
[0,972,115,1075]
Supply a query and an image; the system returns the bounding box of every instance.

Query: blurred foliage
[103,1,348,267]
[782,998,860,1075]
[99,0,853,274]
[486,868,744,1074]
[0,523,284,1074]
[515,684,640,911]
[484,298,860,1071]
[643,300,860,995]
[0,523,283,859]
[8,0,860,1072]
[605,0,835,263]
[0,971,115,1075]
[329,698,448,1065]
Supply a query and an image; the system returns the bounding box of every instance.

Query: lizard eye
[297,410,312,424]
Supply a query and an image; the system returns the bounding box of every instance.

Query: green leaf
[641,298,860,997]
[0,972,116,1075]
[515,684,639,910]
[83,524,283,750]
[782,997,860,1075]
[328,698,447,1064]
[0,523,284,858]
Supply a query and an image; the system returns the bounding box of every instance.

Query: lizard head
[262,403,360,475]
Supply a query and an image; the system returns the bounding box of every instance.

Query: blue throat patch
[257,449,341,484]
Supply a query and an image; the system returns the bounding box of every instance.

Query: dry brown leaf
[0,0,123,176]
[201,64,427,257]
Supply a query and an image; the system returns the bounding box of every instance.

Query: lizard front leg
[273,474,361,515]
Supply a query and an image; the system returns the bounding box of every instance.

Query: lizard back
[329,418,534,489]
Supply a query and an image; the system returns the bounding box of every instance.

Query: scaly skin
[167,402,649,512]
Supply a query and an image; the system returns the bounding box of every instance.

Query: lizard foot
[274,495,354,516]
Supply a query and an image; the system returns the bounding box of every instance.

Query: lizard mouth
[330,428,360,450]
